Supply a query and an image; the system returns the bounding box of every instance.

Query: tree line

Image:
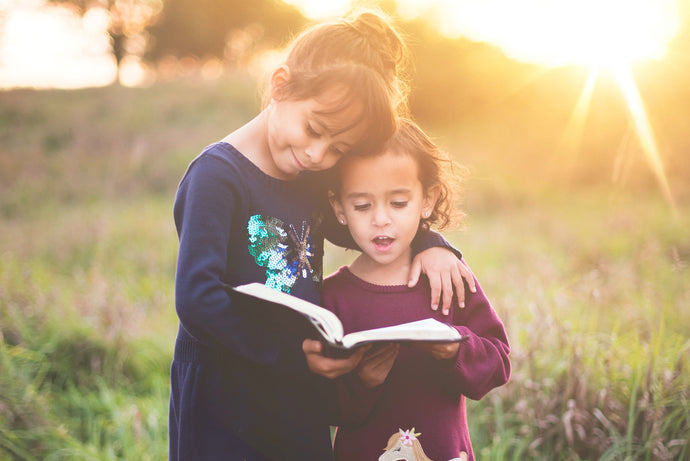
[36,0,690,188]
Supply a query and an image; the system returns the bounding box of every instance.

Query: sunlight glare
[431,0,679,67]
[0,2,116,88]
[559,67,599,159]
[281,0,351,19]
[610,63,677,213]
[410,0,680,209]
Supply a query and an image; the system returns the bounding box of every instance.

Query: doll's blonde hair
[383,431,434,461]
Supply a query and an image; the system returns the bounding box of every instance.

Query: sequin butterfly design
[247,214,322,294]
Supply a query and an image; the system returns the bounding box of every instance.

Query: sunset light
[0,0,682,209]
[401,0,681,213]
[3,1,689,457]
[1,0,681,85]
[399,0,680,67]
[610,63,677,212]
[556,62,679,214]
[0,1,116,88]
[282,0,351,19]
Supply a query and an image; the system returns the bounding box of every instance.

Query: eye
[330,145,347,157]
[353,203,371,211]
[306,123,320,137]
[391,201,408,208]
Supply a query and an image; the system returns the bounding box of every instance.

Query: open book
[229,282,464,357]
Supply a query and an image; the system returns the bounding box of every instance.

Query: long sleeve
[323,267,504,461]
[170,144,336,461]
[174,151,310,373]
[433,276,511,400]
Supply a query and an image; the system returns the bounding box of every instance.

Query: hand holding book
[228,283,465,358]
[302,338,371,378]
[357,342,399,388]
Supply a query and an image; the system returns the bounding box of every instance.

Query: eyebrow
[345,188,412,200]
[345,191,371,200]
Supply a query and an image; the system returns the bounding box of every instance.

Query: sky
[0,0,684,89]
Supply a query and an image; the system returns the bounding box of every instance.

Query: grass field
[1,76,688,460]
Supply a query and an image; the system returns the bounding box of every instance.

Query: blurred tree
[402,18,538,126]
[45,0,164,84]
[145,0,306,64]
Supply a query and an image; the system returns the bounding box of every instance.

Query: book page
[340,318,462,349]
[233,283,345,343]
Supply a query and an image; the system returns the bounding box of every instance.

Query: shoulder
[322,266,361,312]
[181,142,250,182]
[177,142,288,202]
[323,266,357,301]
[174,143,255,222]
[323,266,351,289]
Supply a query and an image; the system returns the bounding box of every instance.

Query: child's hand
[302,339,368,379]
[357,343,399,388]
[416,341,460,360]
[408,247,476,315]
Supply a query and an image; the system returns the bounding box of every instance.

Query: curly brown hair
[383,118,464,230]
[331,117,465,230]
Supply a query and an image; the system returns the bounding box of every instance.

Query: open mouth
[372,236,394,251]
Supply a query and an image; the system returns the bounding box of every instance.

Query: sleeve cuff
[411,228,462,260]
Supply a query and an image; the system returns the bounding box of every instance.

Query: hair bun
[345,11,406,78]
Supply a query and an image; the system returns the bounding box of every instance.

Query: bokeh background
[1,0,688,459]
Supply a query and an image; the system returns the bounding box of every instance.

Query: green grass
[0,197,176,460]
[1,77,689,460]
[452,190,690,460]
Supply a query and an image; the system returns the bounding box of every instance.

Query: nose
[304,140,330,166]
[372,205,391,227]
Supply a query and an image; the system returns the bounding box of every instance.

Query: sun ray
[612,123,636,187]
[558,67,599,163]
[609,63,677,215]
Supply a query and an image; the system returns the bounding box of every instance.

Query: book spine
[320,341,354,359]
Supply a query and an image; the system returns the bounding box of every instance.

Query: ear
[421,185,440,219]
[328,190,347,225]
[269,65,291,101]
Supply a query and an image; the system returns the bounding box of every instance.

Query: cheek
[344,213,369,236]
[401,209,425,230]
